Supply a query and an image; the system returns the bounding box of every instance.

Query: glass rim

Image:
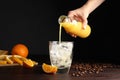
[49,41,74,42]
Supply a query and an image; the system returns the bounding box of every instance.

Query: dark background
[0,0,118,63]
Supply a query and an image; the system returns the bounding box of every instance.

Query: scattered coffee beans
[69,63,117,77]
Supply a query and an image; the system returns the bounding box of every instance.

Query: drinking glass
[49,41,74,73]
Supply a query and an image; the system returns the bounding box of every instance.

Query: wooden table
[0,65,120,80]
[0,55,120,80]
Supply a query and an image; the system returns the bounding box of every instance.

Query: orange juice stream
[59,24,62,43]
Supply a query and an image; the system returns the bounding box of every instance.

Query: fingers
[71,34,77,38]
[68,10,88,30]
[75,14,88,30]
[66,32,77,38]
[68,11,77,21]
[82,19,88,29]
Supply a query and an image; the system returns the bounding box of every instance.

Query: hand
[67,8,89,38]
[66,0,105,38]
[68,8,88,29]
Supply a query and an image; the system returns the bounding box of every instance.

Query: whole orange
[11,44,29,58]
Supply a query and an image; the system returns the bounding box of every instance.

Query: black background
[0,0,118,63]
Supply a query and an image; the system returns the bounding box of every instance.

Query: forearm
[81,0,105,14]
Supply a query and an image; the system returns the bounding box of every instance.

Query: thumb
[82,19,88,29]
